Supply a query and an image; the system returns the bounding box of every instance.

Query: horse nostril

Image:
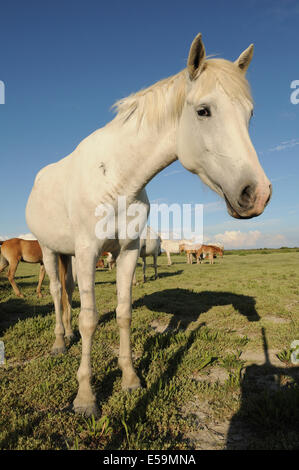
[238,184,255,208]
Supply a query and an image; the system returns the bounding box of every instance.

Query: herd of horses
[0,33,271,417]
[0,233,223,299]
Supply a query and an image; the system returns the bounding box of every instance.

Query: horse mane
[112,58,253,130]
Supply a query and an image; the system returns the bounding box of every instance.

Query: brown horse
[179,243,201,264]
[0,238,46,298]
[96,252,115,270]
[196,244,224,264]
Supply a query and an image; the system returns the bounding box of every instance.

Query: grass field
[0,250,299,450]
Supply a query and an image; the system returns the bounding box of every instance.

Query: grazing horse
[211,245,224,260]
[0,238,45,298]
[134,226,161,283]
[179,243,202,264]
[95,258,105,269]
[196,244,223,264]
[161,240,180,265]
[26,33,271,417]
[161,239,190,265]
[96,252,114,269]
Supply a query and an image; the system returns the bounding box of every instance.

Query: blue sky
[0,0,298,248]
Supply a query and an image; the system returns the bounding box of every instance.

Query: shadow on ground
[0,295,81,335]
[226,328,299,450]
[133,288,260,330]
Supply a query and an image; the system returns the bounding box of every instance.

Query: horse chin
[224,194,257,220]
[224,194,243,219]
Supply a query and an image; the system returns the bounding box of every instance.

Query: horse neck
[107,112,178,197]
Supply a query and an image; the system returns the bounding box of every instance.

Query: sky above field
[0,0,298,249]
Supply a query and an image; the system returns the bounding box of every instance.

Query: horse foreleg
[73,248,99,417]
[153,254,158,280]
[142,256,146,282]
[36,263,46,298]
[166,251,172,266]
[116,245,140,391]
[7,259,23,298]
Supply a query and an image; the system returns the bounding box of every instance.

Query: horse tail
[58,254,69,314]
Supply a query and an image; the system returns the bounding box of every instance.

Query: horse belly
[21,240,43,263]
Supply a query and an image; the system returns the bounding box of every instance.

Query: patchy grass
[0,251,299,450]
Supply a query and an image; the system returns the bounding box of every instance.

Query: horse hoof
[73,403,99,418]
[122,376,141,392]
[65,333,75,342]
[51,345,66,355]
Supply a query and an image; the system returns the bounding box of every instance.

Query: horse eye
[197,107,211,117]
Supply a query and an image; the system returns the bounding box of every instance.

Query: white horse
[135,226,161,283]
[160,240,180,266]
[26,33,271,417]
[161,239,193,265]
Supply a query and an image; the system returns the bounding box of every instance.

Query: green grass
[0,250,299,450]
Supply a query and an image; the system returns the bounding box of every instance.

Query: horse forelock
[111,58,252,130]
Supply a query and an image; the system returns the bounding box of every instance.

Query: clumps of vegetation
[1,250,299,450]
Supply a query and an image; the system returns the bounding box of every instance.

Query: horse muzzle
[224,183,272,219]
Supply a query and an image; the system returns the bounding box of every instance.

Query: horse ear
[187,33,206,80]
[235,44,254,73]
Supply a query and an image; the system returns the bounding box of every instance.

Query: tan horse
[0,238,46,298]
[196,244,223,264]
[96,252,115,270]
[211,245,224,260]
[179,243,202,264]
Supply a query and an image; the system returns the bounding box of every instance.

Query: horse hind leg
[36,263,46,299]
[42,247,66,354]
[0,253,9,274]
[59,255,76,341]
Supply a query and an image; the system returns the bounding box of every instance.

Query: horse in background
[196,244,224,264]
[179,242,202,264]
[96,252,115,270]
[135,226,161,283]
[0,238,46,298]
[211,245,224,260]
[161,239,191,265]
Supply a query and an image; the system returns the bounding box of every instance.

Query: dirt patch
[150,319,170,333]
[191,366,229,384]
[263,315,291,324]
[182,400,253,450]
[240,349,282,366]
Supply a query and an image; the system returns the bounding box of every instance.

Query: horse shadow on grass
[133,288,260,330]
[226,328,299,450]
[0,295,81,335]
[102,288,259,448]
[104,320,208,449]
